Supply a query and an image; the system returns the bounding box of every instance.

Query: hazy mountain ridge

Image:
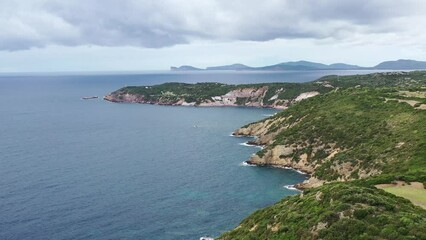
[171,59,426,71]
[374,59,426,69]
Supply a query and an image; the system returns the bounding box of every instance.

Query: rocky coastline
[103,92,289,109]
[233,119,330,189]
[233,130,316,190]
[103,84,322,110]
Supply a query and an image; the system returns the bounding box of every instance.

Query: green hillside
[218,183,426,240]
[220,73,426,239]
[105,71,426,108]
[252,88,426,183]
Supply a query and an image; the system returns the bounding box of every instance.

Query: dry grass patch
[376,181,426,209]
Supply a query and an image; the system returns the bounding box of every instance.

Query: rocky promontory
[104,82,325,109]
[233,79,426,189]
[105,71,426,189]
[219,72,426,239]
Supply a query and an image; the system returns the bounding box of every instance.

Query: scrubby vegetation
[122,82,235,104]
[260,87,426,182]
[218,71,426,239]
[319,71,426,89]
[109,71,426,108]
[218,183,426,240]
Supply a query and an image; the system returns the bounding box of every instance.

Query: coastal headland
[106,71,426,239]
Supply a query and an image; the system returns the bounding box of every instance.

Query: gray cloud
[0,0,425,51]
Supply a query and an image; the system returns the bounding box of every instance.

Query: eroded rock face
[103,93,145,103]
[247,146,316,174]
[233,108,385,189]
[244,144,327,189]
[294,91,320,102]
[224,87,268,99]
[234,121,270,136]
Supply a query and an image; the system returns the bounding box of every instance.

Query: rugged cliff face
[234,87,426,189]
[234,117,333,189]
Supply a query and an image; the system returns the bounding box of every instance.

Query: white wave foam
[277,166,308,175]
[295,169,308,175]
[239,142,264,149]
[239,161,255,167]
[229,133,257,138]
[283,185,301,191]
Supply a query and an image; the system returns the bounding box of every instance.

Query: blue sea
[0,70,385,239]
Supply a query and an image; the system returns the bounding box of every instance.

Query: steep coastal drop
[219,72,426,239]
[104,71,426,239]
[233,87,426,189]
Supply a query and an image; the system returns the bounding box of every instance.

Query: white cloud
[1,0,426,51]
[1,0,426,71]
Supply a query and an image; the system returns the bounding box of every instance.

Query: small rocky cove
[233,119,324,189]
[232,113,380,189]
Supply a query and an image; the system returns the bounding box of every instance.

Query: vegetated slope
[218,183,426,240]
[103,82,332,108]
[221,74,426,239]
[235,87,426,188]
[319,70,426,88]
[104,71,426,109]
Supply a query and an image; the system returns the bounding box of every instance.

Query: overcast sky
[1,0,426,72]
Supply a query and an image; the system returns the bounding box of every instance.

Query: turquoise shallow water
[0,71,381,239]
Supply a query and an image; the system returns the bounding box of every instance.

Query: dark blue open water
[0,70,384,239]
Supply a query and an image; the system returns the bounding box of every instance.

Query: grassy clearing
[377,183,426,209]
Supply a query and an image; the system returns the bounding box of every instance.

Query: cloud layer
[1,0,425,51]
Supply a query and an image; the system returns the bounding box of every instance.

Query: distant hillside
[170,59,426,71]
[206,63,252,70]
[329,63,362,69]
[170,61,363,71]
[105,71,426,110]
[170,65,202,71]
[374,59,426,70]
[258,61,363,71]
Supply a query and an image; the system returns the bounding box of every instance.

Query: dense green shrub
[219,183,426,240]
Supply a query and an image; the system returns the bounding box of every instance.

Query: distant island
[171,59,426,71]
